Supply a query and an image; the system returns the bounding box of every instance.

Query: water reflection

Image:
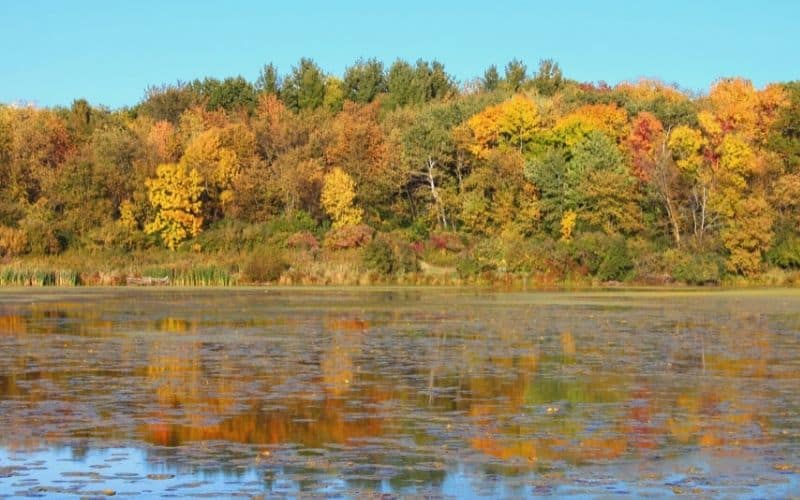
[0,289,799,496]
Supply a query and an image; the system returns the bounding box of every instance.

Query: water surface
[1,288,799,497]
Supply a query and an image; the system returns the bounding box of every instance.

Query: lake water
[1,288,799,497]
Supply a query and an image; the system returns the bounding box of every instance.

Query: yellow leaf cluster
[0,226,28,257]
[668,126,705,173]
[702,78,789,142]
[615,79,687,105]
[465,95,541,159]
[118,200,138,231]
[321,167,363,229]
[144,163,204,249]
[722,196,773,276]
[554,103,628,146]
[560,210,577,241]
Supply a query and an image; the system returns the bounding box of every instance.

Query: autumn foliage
[1,58,799,282]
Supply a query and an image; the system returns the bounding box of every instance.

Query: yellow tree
[180,124,259,219]
[668,125,712,241]
[554,103,629,146]
[721,196,773,275]
[145,163,204,249]
[321,167,363,229]
[464,94,541,158]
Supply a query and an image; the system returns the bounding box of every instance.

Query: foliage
[321,167,363,229]
[241,247,289,283]
[144,163,204,249]
[324,224,374,250]
[0,226,28,257]
[673,253,724,285]
[596,238,634,281]
[1,58,799,286]
[362,236,395,275]
[766,233,800,269]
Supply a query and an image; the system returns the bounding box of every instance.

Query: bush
[766,234,800,269]
[324,224,374,250]
[393,240,419,274]
[362,237,395,275]
[286,231,319,251]
[596,238,634,281]
[362,233,419,276]
[428,232,466,252]
[568,232,609,275]
[22,221,63,256]
[241,247,289,283]
[456,255,482,278]
[673,253,724,285]
[408,217,430,241]
[0,226,28,257]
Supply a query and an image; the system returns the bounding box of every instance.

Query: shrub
[362,236,395,275]
[568,232,608,275]
[673,253,723,285]
[408,217,430,241]
[456,255,482,278]
[324,224,374,250]
[393,240,419,274]
[22,221,63,256]
[286,231,319,251]
[241,247,289,283]
[596,238,634,281]
[0,226,28,257]
[766,234,800,269]
[428,232,466,252]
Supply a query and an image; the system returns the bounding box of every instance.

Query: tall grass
[143,265,236,286]
[0,267,81,286]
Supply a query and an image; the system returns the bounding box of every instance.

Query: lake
[1,288,799,497]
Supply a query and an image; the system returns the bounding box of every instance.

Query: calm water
[1,288,799,498]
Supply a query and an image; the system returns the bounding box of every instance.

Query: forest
[1,57,799,286]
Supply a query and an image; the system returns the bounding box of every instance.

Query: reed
[142,265,237,286]
[0,266,80,286]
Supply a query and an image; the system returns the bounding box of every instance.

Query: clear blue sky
[2,0,798,109]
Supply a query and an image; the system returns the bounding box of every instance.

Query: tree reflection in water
[0,289,799,496]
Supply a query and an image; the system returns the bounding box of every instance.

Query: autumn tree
[464,94,542,158]
[625,112,685,244]
[144,163,204,249]
[325,101,394,216]
[527,131,640,237]
[321,167,363,228]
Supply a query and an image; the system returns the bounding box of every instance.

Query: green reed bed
[0,267,81,286]
[142,265,237,287]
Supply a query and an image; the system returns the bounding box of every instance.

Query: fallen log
[126,276,170,286]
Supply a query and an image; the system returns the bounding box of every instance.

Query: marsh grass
[0,266,81,286]
[142,265,236,286]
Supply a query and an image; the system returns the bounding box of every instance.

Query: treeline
[1,57,800,285]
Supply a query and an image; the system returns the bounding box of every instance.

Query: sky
[1,0,799,109]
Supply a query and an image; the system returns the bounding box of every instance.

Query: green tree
[482,65,501,92]
[343,58,386,103]
[282,58,326,111]
[255,63,281,95]
[532,59,563,96]
[504,59,527,92]
[139,83,199,124]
